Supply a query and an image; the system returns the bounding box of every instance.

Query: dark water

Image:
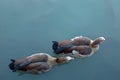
[0,0,120,80]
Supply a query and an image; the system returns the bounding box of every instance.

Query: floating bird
[52,36,105,57]
[8,53,74,74]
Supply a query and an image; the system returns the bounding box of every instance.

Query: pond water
[0,0,120,80]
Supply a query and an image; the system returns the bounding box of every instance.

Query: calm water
[0,0,120,80]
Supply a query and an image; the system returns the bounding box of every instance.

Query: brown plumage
[59,36,91,46]
[8,53,74,74]
[52,36,105,57]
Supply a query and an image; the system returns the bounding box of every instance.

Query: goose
[8,53,74,74]
[52,36,105,57]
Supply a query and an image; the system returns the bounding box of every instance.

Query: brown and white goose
[52,36,105,57]
[8,53,74,74]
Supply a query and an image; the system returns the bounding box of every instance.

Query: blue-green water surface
[0,0,120,80]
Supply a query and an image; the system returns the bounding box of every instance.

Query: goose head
[91,37,105,48]
[55,56,74,63]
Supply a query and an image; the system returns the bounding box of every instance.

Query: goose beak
[99,37,105,41]
[66,56,74,61]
